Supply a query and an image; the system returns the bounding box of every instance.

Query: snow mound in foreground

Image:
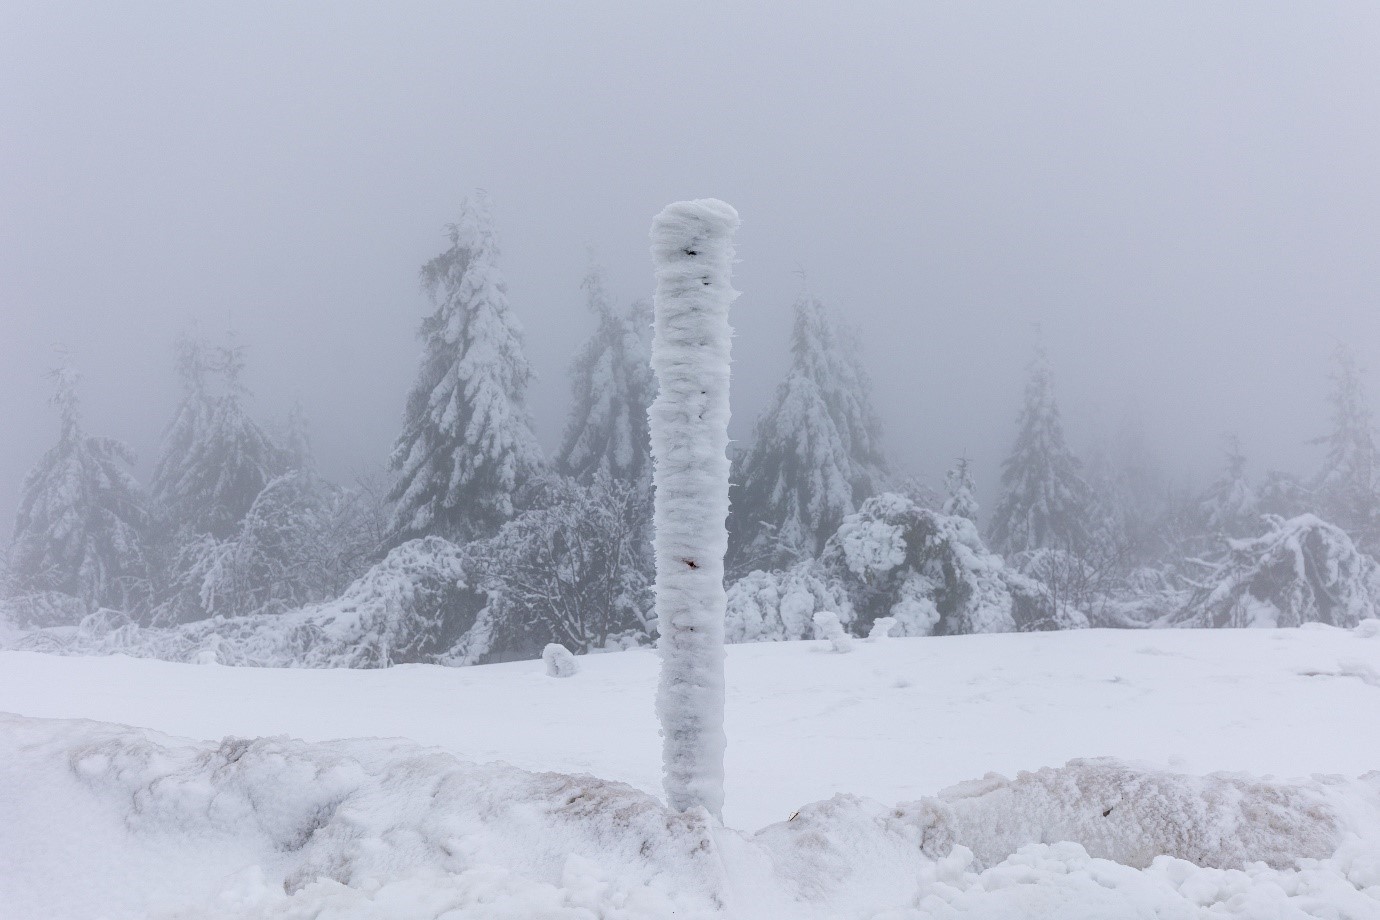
[4,713,1379,919]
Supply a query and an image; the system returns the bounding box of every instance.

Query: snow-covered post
[648,199,740,821]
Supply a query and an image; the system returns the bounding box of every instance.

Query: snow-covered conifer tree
[1201,436,1257,538]
[556,265,655,486]
[987,342,1091,556]
[1313,346,1379,549]
[9,367,150,615]
[150,335,213,533]
[163,342,289,540]
[649,198,738,820]
[387,194,544,545]
[729,294,887,570]
[943,457,979,523]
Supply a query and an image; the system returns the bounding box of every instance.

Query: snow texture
[543,642,578,677]
[4,708,1379,920]
[649,198,739,820]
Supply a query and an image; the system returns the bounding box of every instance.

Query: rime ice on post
[648,199,739,821]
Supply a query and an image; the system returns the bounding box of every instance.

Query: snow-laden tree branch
[648,199,739,821]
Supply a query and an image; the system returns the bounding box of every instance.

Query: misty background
[4,1,1379,531]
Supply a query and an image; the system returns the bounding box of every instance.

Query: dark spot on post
[683,558,699,569]
[1102,807,1113,817]
[684,248,698,256]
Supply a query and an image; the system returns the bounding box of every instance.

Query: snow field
[2,625,1380,918]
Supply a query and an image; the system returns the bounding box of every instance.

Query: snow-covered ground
[3,626,1380,918]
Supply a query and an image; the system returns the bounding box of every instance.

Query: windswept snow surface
[3,626,1380,918]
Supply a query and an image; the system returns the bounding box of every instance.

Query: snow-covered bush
[542,643,578,677]
[0,589,90,631]
[151,471,374,625]
[818,493,1055,636]
[1175,513,1380,628]
[724,562,852,643]
[811,611,852,652]
[464,474,653,657]
[867,615,896,639]
[725,494,1056,640]
[1010,548,1097,630]
[15,536,482,668]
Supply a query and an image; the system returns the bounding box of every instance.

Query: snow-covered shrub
[1010,548,1096,630]
[143,469,396,628]
[811,611,853,652]
[724,562,852,643]
[163,471,371,623]
[465,474,653,657]
[1088,564,1188,628]
[542,643,578,677]
[1175,514,1380,628]
[817,493,1054,636]
[16,536,482,668]
[867,616,896,639]
[0,589,90,630]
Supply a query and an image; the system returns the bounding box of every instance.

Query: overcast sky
[3,1,1379,529]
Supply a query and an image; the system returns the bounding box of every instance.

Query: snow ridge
[5,713,1379,920]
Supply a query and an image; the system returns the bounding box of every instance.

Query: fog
[4,1,1379,528]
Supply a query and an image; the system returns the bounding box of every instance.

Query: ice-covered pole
[648,199,740,821]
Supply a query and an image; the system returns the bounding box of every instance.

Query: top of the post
[650,199,740,267]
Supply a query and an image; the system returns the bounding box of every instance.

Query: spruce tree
[150,334,212,531]
[943,457,979,523]
[1313,346,1379,548]
[388,194,544,544]
[10,367,150,613]
[1201,435,1257,539]
[729,294,887,570]
[987,342,1091,556]
[156,341,288,540]
[556,265,655,486]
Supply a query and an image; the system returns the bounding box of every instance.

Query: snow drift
[4,711,1378,919]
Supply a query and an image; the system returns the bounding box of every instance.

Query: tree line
[6,193,1379,663]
